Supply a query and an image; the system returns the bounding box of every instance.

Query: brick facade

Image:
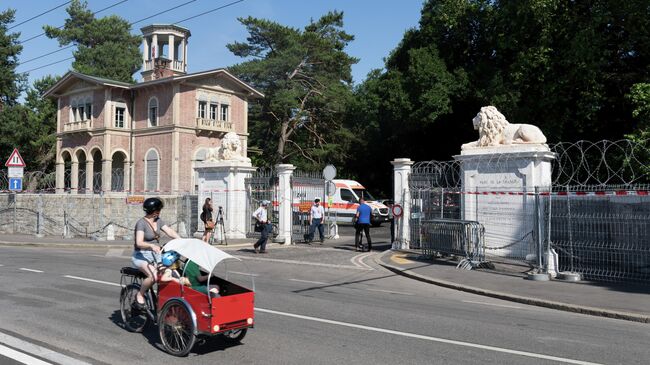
[47,70,262,194]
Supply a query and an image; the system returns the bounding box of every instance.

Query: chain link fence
[408,140,650,283]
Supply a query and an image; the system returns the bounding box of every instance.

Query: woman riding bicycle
[131,197,181,310]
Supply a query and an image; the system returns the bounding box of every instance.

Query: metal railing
[406,140,650,283]
[0,192,197,239]
[419,219,485,269]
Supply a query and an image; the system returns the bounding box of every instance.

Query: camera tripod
[209,206,228,246]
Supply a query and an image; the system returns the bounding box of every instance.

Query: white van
[326,179,391,226]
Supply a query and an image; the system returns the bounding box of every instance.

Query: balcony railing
[196,118,234,133]
[63,120,91,132]
[143,58,186,72]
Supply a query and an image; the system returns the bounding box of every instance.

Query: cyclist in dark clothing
[355,198,372,252]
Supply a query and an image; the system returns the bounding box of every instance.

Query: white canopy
[163,238,238,273]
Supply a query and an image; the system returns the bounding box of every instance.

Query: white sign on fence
[8,167,23,178]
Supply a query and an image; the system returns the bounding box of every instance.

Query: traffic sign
[392,204,403,218]
[8,177,22,191]
[8,167,23,178]
[5,148,26,167]
[323,164,336,180]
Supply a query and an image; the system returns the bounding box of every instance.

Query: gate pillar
[392,158,413,250]
[276,164,295,245]
[195,160,256,239]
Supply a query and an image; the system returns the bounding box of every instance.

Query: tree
[347,0,650,195]
[44,0,141,83]
[24,76,60,171]
[0,76,59,171]
[227,12,358,170]
[0,9,25,106]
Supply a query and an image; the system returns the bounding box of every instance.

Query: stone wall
[0,193,198,240]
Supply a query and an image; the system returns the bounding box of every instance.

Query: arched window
[145,149,159,191]
[69,96,93,122]
[148,97,158,127]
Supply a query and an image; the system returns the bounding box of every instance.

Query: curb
[0,241,256,249]
[376,250,650,324]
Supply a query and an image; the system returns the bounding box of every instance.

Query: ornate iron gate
[245,168,278,238]
[291,171,325,242]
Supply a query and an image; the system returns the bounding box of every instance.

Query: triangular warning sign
[5,148,26,167]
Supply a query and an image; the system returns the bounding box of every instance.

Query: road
[0,226,648,364]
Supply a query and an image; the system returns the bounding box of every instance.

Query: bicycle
[119,239,256,357]
[119,267,157,333]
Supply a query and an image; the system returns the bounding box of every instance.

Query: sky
[5,0,425,90]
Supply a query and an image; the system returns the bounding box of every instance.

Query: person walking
[354,198,372,252]
[130,197,181,310]
[307,197,326,244]
[200,198,214,242]
[252,200,271,254]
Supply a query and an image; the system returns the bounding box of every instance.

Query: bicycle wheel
[120,284,149,332]
[221,328,247,344]
[158,300,196,357]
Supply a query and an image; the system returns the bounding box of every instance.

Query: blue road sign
[8,177,22,191]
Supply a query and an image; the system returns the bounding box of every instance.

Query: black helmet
[143,197,164,214]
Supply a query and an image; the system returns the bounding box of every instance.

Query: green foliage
[0,76,60,171]
[43,0,141,83]
[349,0,650,195]
[227,11,358,171]
[628,83,650,123]
[0,9,26,106]
[626,82,650,178]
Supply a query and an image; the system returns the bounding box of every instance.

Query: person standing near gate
[200,198,214,243]
[307,197,326,243]
[252,200,271,254]
[355,198,372,252]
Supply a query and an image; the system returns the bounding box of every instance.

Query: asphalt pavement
[0,227,648,323]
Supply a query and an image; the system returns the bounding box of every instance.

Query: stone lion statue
[205,147,220,162]
[204,132,250,162]
[461,106,547,149]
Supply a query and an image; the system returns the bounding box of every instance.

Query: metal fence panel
[291,171,324,242]
[550,189,650,282]
[420,219,485,262]
[245,168,278,238]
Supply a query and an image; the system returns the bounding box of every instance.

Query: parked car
[326,180,391,227]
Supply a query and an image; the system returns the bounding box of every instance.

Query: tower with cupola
[140,24,191,81]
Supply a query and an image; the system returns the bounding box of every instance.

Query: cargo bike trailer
[119,238,255,356]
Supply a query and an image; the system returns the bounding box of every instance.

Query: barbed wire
[409,139,650,190]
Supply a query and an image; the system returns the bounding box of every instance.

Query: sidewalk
[377,250,650,323]
[0,234,255,249]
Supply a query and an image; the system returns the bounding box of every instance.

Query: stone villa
[45,24,263,194]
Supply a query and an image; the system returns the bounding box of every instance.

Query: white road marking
[63,275,122,287]
[236,256,372,271]
[0,332,91,365]
[19,268,44,273]
[228,271,258,277]
[352,252,374,269]
[0,344,52,365]
[0,264,4,266]
[105,249,124,257]
[462,300,523,309]
[254,308,603,365]
[289,278,329,285]
[56,270,598,364]
[364,288,414,296]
